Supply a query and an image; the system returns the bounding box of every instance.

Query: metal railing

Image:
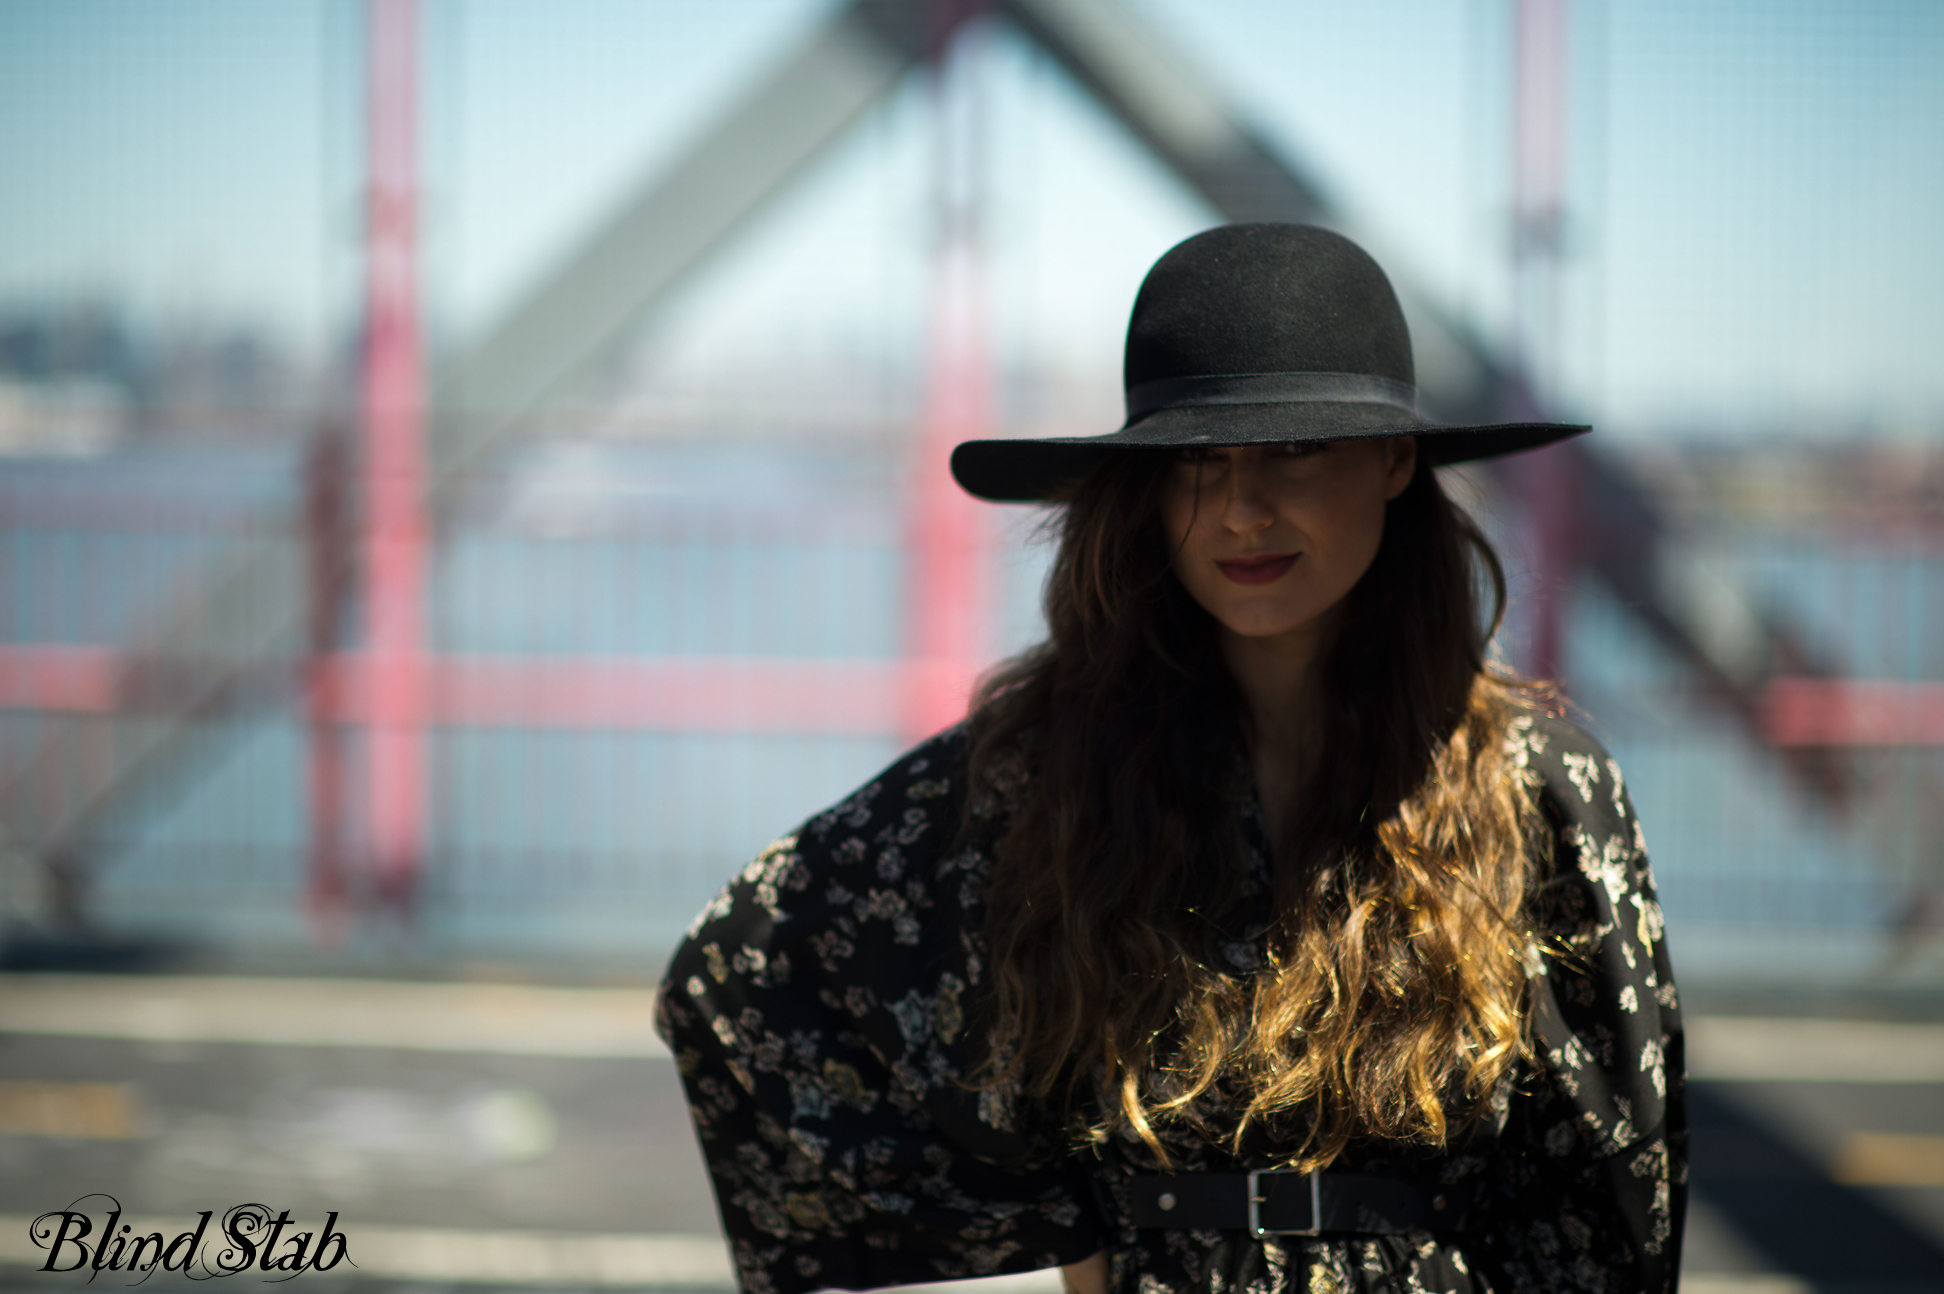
[1,440,1939,982]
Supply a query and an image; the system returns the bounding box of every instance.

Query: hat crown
[946,221,1585,502]
[1123,223,1414,392]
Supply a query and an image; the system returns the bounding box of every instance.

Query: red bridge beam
[1761,678,1944,748]
[0,647,979,737]
[6,648,1938,747]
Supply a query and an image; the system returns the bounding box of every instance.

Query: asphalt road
[0,975,1940,1293]
[0,1034,715,1236]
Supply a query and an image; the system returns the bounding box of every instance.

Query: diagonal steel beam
[1002,0,1842,800]
[998,0,1510,423]
[3,0,1843,924]
[0,0,954,919]
[0,517,314,925]
[433,0,937,481]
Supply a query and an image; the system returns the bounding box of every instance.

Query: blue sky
[2,0,1939,439]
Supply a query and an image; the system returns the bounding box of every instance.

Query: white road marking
[0,974,668,1058]
[1677,1278,1813,1294]
[1687,1014,1944,1083]
[6,975,1944,1084]
[884,1274,1066,1294]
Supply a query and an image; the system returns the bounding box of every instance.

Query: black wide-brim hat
[951,223,1587,502]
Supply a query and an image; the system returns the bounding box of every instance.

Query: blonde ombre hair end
[967,451,1549,1169]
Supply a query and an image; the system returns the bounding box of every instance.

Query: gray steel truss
[0,0,1838,929]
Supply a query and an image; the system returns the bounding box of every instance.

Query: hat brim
[950,402,1588,503]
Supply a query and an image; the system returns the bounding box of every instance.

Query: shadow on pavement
[1690,1082,1944,1291]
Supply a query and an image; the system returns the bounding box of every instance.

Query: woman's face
[1160,437,1417,646]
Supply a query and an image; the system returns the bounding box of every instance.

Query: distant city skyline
[1,0,1939,441]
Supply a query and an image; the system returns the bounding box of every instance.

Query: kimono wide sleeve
[1470,715,1688,1294]
[655,729,1104,1294]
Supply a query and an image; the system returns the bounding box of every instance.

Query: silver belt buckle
[1247,1168,1322,1238]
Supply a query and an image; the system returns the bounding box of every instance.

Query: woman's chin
[1211,604,1336,644]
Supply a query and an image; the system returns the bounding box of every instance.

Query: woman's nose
[1220,455,1276,531]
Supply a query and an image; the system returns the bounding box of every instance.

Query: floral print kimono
[657,713,1685,1294]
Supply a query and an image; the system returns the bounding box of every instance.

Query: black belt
[1128,1170,1472,1237]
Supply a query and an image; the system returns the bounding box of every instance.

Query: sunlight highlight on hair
[966,450,1552,1169]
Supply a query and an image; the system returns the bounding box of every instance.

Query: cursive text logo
[30,1196,353,1282]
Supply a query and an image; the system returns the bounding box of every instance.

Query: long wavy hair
[966,448,1547,1170]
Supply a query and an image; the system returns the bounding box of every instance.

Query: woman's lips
[1215,553,1299,585]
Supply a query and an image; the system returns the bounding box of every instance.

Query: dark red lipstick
[1215,553,1298,585]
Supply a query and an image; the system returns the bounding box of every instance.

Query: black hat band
[1125,371,1419,422]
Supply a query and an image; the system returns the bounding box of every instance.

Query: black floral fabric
[657,712,1685,1294]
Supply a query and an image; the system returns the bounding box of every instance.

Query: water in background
[2,439,1938,985]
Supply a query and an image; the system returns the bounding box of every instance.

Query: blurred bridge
[0,0,1936,970]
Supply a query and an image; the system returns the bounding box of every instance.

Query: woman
[658,224,1684,1294]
